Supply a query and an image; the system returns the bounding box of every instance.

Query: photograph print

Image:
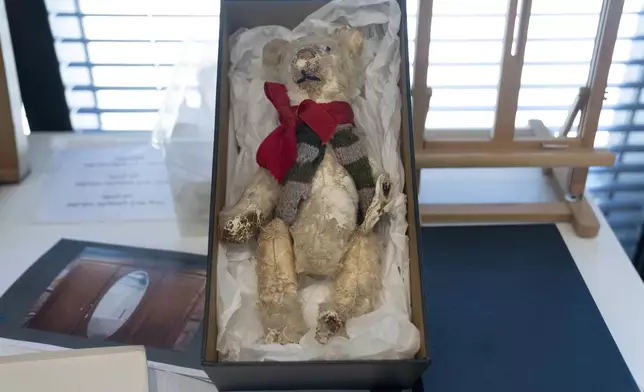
[0,239,208,369]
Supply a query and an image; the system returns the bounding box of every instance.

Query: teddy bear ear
[263,39,289,72]
[335,27,364,59]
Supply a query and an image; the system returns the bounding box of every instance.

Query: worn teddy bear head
[263,27,364,103]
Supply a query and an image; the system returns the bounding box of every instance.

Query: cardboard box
[202,1,429,390]
[0,0,29,184]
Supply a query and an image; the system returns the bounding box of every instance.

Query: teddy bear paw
[376,173,393,206]
[221,211,261,244]
[264,326,300,345]
[315,309,344,345]
[359,174,393,233]
[264,328,283,344]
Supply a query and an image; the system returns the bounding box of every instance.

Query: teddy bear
[219,26,392,345]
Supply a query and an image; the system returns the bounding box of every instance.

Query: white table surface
[0,133,214,391]
[1,133,643,391]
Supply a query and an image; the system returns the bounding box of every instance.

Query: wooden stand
[412,0,625,238]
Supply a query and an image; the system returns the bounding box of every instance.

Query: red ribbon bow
[256,82,355,183]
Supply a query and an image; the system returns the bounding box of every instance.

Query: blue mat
[420,224,639,392]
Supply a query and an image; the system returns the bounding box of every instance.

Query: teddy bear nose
[294,48,317,70]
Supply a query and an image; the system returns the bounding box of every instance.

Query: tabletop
[0,132,643,391]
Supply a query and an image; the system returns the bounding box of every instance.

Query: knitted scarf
[256,82,375,225]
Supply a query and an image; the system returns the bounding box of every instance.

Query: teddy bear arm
[330,124,376,220]
[275,124,328,225]
[219,168,280,244]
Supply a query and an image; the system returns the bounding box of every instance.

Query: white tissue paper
[217,0,420,361]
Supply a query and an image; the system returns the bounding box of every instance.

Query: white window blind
[46,0,644,255]
[46,0,219,132]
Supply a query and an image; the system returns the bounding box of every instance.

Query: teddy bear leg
[317,269,379,343]
[315,174,390,344]
[220,168,280,244]
[315,232,382,344]
[257,218,306,344]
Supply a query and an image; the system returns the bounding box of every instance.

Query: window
[46,0,218,132]
[47,0,644,256]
